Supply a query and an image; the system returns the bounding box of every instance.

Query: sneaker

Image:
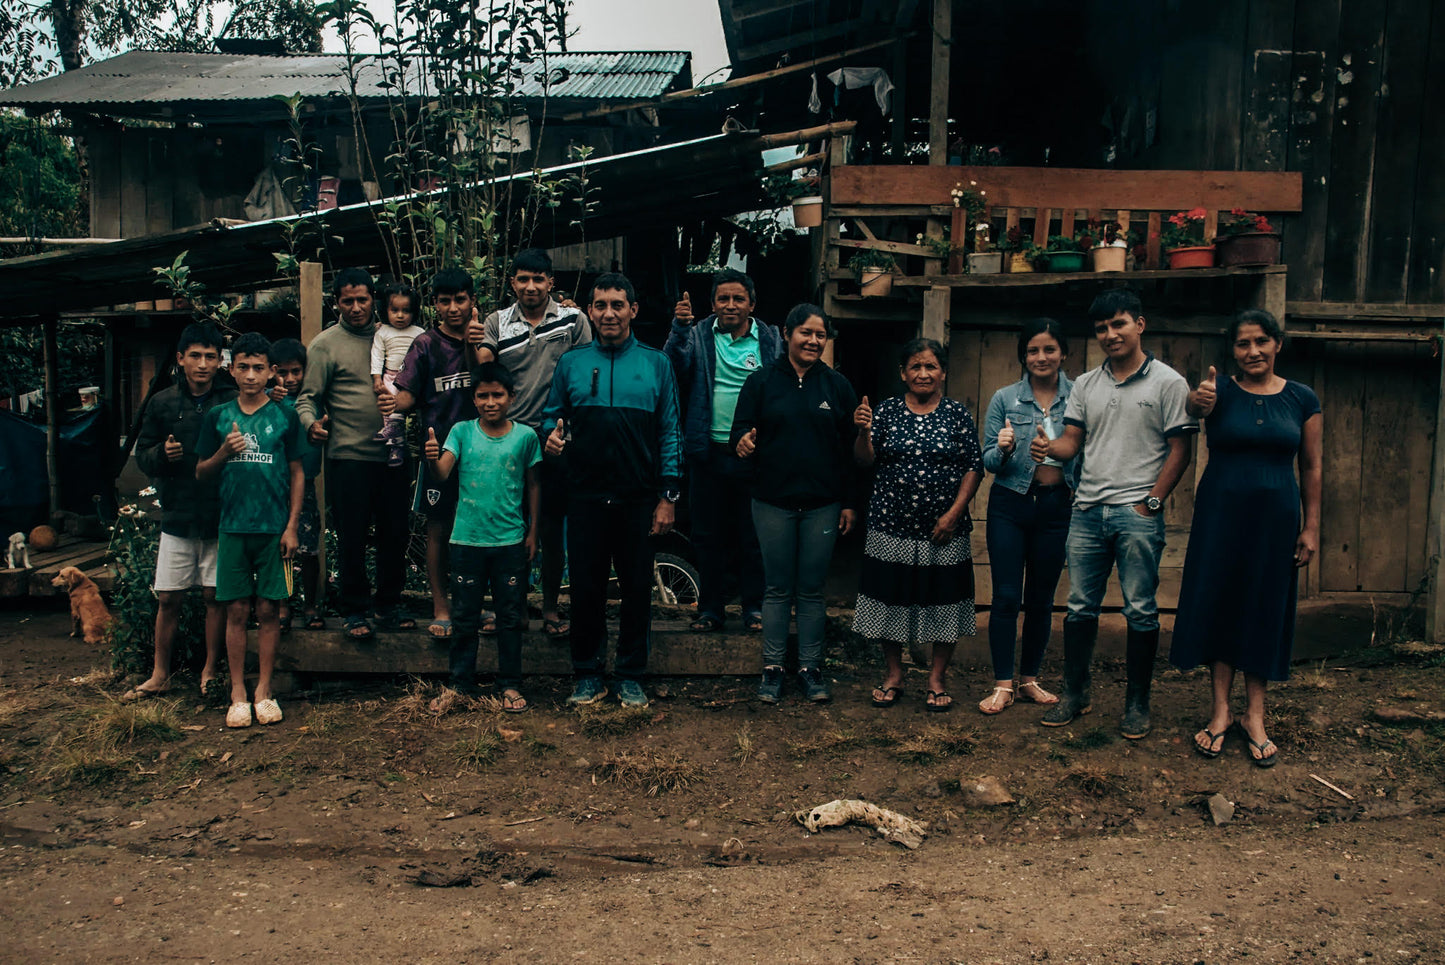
[386,445,405,469]
[798,668,831,703]
[565,676,608,706]
[756,666,784,703]
[254,698,283,725]
[615,679,649,708]
[225,701,253,728]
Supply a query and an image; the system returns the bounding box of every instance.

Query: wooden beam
[1286,301,1445,320]
[560,37,906,122]
[892,265,1288,287]
[42,315,61,516]
[732,0,807,19]
[832,237,933,258]
[830,166,1304,211]
[927,0,951,166]
[922,285,949,346]
[299,261,325,604]
[763,151,826,174]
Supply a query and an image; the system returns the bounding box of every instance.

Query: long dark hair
[782,302,834,338]
[1016,317,1068,364]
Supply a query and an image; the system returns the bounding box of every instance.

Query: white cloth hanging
[826,67,894,116]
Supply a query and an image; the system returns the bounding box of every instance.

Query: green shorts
[216,533,290,602]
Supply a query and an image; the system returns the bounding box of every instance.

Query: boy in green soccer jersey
[197,332,305,729]
[424,362,541,713]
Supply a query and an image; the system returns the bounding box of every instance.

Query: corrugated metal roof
[0,49,691,110]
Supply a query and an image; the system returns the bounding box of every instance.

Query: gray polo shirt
[483,298,592,431]
[1063,352,1197,508]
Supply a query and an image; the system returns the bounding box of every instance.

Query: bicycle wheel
[652,552,700,607]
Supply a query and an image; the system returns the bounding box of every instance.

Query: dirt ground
[2,604,1443,964]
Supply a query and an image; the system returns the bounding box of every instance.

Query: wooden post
[41,315,62,516]
[922,285,950,349]
[927,0,952,165]
[1427,336,1445,643]
[299,261,326,599]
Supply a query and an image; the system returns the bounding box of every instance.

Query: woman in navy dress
[854,337,984,712]
[1171,310,1322,767]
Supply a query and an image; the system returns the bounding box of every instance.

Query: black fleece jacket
[730,356,859,510]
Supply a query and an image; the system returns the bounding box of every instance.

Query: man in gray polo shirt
[1031,289,1196,738]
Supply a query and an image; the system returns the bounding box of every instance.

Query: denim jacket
[981,373,1079,494]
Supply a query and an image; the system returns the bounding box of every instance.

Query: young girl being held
[371,284,426,465]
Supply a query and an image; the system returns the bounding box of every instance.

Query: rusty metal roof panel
[0,49,690,110]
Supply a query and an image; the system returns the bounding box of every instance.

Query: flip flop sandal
[501,691,529,714]
[121,684,169,702]
[1248,736,1278,768]
[744,613,763,632]
[427,619,453,639]
[542,617,570,639]
[480,611,498,636]
[871,685,903,708]
[689,615,724,632]
[304,614,327,630]
[1194,723,1231,759]
[927,690,955,713]
[278,613,292,633]
[343,614,374,640]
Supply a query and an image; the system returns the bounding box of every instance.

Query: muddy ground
[1,605,1443,964]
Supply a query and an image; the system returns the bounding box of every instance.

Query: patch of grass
[787,725,891,758]
[453,732,503,772]
[1060,766,1131,798]
[595,750,700,796]
[66,667,123,688]
[1292,662,1338,690]
[304,704,351,737]
[577,704,652,738]
[94,700,185,744]
[49,743,130,787]
[733,722,755,763]
[893,724,979,765]
[0,688,50,727]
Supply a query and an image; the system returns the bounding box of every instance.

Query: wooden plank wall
[1111,0,1445,306]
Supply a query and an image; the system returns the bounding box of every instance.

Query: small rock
[498,727,523,743]
[958,776,1014,808]
[112,897,124,907]
[1208,793,1235,826]
[921,783,943,799]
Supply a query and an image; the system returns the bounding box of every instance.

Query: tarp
[0,408,109,534]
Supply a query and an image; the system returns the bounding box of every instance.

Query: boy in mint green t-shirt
[197,332,304,731]
[424,362,541,713]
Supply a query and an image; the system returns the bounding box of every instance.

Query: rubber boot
[1041,618,1097,727]
[1120,626,1160,739]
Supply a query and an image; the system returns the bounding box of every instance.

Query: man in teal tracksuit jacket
[542,272,682,709]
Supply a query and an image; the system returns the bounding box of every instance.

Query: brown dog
[51,566,113,645]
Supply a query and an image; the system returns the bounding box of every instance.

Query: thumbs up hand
[223,421,247,455]
[1190,364,1219,417]
[423,427,441,461]
[545,418,567,456]
[673,291,694,324]
[997,416,1016,454]
[1028,422,1051,464]
[735,427,758,459]
[164,433,183,462]
[308,414,330,444]
[853,395,872,432]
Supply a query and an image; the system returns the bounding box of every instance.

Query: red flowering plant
[1218,208,1276,238]
[1160,207,1210,250]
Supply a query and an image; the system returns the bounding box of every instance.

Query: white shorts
[153,533,219,592]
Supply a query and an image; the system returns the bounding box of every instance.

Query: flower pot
[1216,231,1281,267]
[1090,246,1127,272]
[791,196,823,229]
[1045,250,1086,272]
[967,252,1003,275]
[1165,245,1216,270]
[1006,252,1035,273]
[860,268,893,297]
[154,298,174,311]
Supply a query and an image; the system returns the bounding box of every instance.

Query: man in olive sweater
[296,267,412,639]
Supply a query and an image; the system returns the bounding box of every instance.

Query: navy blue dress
[1170,378,1320,680]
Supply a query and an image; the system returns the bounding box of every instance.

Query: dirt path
[2,608,1443,962]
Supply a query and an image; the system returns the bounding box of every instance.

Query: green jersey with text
[198,399,302,535]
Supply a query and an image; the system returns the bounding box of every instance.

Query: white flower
[139,486,156,497]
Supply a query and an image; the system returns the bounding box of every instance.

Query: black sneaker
[756,667,784,703]
[798,668,831,703]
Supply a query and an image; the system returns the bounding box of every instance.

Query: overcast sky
[327,0,732,83]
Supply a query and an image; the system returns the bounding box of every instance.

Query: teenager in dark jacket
[731,303,861,704]
[664,268,783,633]
[127,321,236,700]
[542,272,683,710]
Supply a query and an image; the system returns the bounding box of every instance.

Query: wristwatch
[1144,496,1163,514]
[662,489,681,504]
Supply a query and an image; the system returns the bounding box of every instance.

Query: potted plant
[848,249,897,297]
[1160,208,1215,269]
[998,225,1041,273]
[966,222,1003,274]
[1040,235,1088,272]
[1077,219,1135,272]
[1215,208,1281,267]
[765,173,824,228]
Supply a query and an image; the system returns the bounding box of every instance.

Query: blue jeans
[1064,504,1166,631]
[449,542,528,690]
[751,499,840,669]
[985,484,1071,678]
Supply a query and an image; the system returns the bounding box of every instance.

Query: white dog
[5,532,28,569]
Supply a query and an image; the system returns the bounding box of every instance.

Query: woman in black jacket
[731,304,861,704]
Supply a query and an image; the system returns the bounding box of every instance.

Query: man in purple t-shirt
[382,267,480,637]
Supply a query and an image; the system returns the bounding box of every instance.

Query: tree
[0,112,85,244]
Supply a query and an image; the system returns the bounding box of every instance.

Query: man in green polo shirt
[665,269,784,633]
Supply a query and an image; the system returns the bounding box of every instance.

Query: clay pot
[1216,232,1280,267]
[791,196,823,228]
[1090,246,1127,272]
[860,268,893,297]
[1166,245,1217,269]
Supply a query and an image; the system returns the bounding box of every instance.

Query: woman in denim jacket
[978,318,1078,714]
